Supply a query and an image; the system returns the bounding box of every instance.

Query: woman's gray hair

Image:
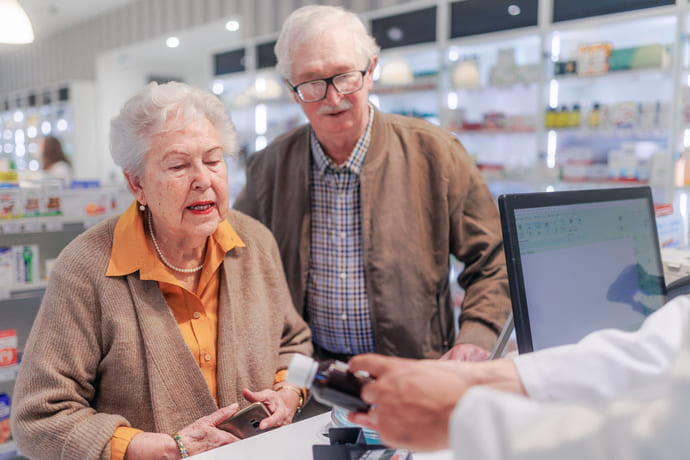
[274,5,380,81]
[109,81,238,182]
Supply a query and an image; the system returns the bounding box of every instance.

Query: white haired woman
[11,82,312,460]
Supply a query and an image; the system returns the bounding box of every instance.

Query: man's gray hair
[109,81,238,182]
[274,5,380,81]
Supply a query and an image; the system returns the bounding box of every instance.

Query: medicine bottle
[570,104,581,128]
[286,354,371,412]
[588,103,601,128]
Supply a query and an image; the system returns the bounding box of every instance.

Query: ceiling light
[387,27,403,42]
[225,20,240,32]
[212,81,224,95]
[166,36,180,48]
[0,0,34,44]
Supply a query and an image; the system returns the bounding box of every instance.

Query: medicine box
[13,245,39,284]
[0,248,13,286]
[0,330,17,368]
[0,184,21,219]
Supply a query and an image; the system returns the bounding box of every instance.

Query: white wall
[94,39,213,183]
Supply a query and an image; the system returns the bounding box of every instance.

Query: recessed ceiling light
[508,5,521,16]
[225,20,240,32]
[387,27,403,42]
[166,36,180,48]
[212,81,224,95]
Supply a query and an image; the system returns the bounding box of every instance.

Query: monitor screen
[500,187,666,352]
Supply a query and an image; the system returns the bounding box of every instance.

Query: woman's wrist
[275,383,305,412]
[170,432,188,458]
[124,432,185,460]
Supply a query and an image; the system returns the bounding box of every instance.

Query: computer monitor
[498,186,667,353]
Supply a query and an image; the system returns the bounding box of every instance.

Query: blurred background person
[41,135,72,186]
[11,82,312,460]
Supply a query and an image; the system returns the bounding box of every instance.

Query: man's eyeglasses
[288,62,371,103]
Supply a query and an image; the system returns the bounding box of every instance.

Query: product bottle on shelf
[588,103,601,128]
[545,107,557,128]
[557,105,569,128]
[286,354,372,412]
[570,104,581,128]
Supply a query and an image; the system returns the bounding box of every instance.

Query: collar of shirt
[310,104,375,176]
[106,200,245,283]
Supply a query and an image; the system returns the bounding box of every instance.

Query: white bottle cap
[286,353,318,389]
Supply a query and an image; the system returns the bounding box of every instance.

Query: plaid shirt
[305,107,375,355]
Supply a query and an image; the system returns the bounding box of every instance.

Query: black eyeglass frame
[287,61,372,103]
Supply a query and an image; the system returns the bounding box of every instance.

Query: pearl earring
[139,203,146,211]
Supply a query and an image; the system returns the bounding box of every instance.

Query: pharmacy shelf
[0,283,47,301]
[0,214,118,235]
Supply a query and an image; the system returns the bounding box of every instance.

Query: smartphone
[216,402,272,439]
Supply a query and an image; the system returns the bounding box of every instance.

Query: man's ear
[368,55,379,76]
[124,171,145,205]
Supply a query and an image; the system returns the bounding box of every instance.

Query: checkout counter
[189,411,453,460]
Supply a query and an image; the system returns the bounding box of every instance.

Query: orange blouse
[106,201,244,459]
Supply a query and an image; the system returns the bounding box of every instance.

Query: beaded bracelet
[170,432,188,458]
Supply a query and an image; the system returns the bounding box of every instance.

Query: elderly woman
[10,82,312,459]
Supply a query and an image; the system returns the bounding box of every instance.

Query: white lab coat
[449,295,690,459]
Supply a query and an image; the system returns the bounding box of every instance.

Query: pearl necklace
[147,211,204,273]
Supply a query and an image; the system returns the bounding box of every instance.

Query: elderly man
[234,5,510,362]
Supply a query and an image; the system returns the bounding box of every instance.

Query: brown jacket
[10,210,312,460]
[234,109,510,357]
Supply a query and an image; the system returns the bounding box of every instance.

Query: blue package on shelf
[70,180,101,189]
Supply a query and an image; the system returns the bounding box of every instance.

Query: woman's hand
[242,387,298,429]
[125,404,241,459]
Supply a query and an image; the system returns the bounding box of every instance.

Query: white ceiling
[18,0,139,41]
[8,0,242,62]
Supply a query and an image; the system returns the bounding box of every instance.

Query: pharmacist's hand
[242,387,296,428]
[348,353,469,452]
[125,404,240,459]
[440,343,490,362]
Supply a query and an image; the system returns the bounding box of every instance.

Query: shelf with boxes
[541,12,677,191]
[441,31,542,183]
[371,45,441,123]
[205,1,690,199]
[0,172,125,300]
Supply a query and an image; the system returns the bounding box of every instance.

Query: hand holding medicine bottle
[286,354,372,412]
[346,354,474,452]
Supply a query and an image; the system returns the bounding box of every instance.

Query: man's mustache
[316,99,353,115]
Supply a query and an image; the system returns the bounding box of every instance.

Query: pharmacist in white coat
[348,295,690,459]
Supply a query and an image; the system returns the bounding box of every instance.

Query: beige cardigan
[10,210,312,460]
